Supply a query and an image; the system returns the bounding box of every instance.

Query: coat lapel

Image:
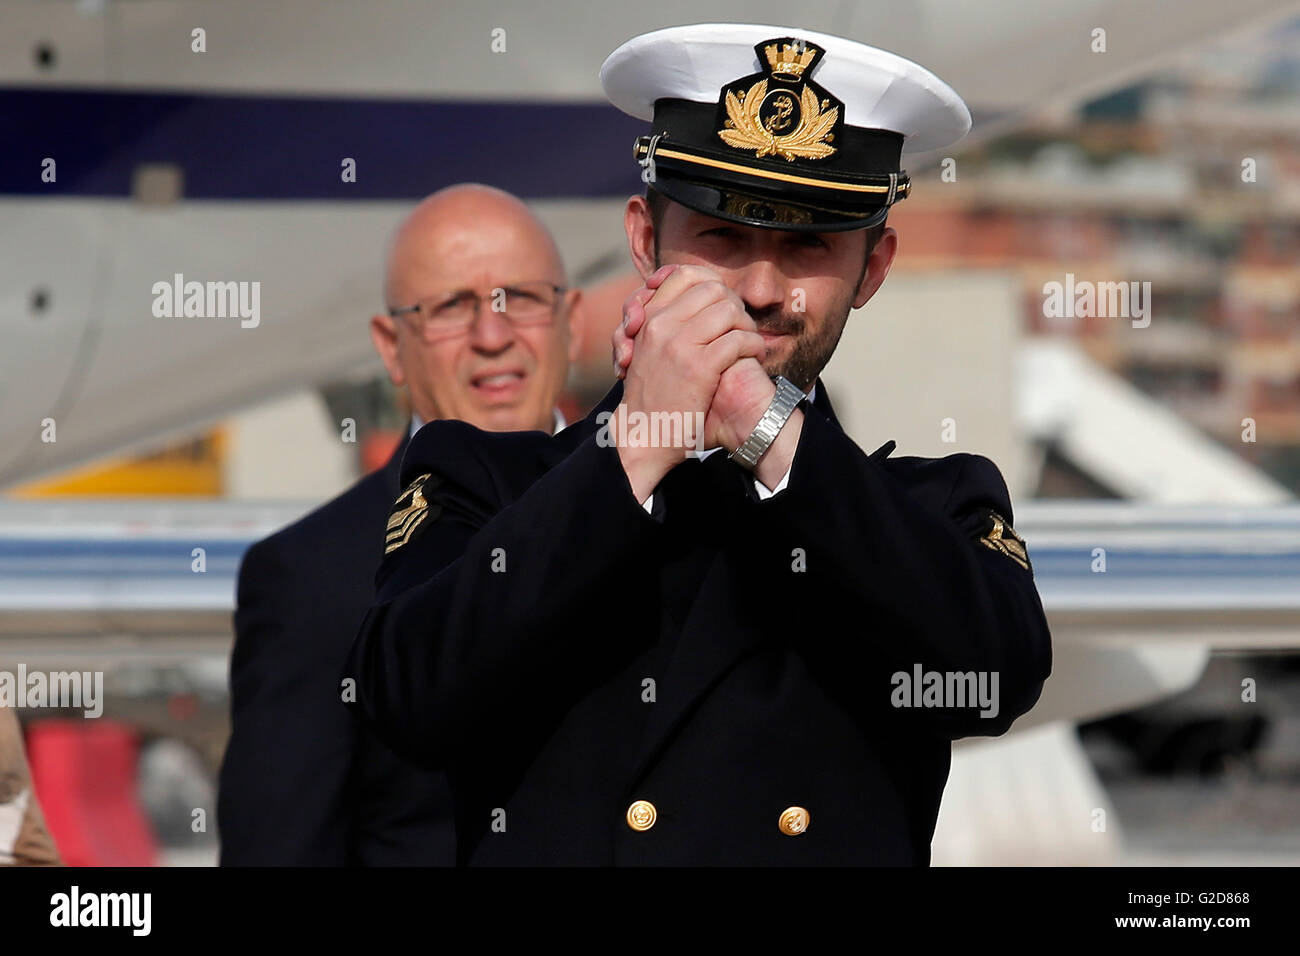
[808,377,839,428]
[808,379,896,462]
[532,377,895,787]
[620,376,896,786]
[625,545,767,787]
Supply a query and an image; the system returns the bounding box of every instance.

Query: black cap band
[638,98,908,231]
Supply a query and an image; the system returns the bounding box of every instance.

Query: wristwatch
[728,375,806,471]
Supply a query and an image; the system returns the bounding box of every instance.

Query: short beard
[753,291,855,392]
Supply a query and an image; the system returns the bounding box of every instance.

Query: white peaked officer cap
[600,23,971,231]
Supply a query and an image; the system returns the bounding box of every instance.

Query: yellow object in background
[9,432,224,498]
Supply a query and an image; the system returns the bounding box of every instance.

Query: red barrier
[25,720,159,867]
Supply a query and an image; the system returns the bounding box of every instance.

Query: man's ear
[370,313,406,388]
[624,195,657,281]
[563,287,584,364]
[853,226,898,310]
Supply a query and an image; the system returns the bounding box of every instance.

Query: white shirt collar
[410,407,566,439]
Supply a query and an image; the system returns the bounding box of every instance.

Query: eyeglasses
[389,280,567,341]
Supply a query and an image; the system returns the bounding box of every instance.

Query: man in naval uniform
[344,24,1052,865]
[218,184,581,864]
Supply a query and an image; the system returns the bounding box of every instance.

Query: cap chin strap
[633,135,910,204]
[638,132,666,176]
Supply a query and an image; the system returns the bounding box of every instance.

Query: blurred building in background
[888,16,1300,494]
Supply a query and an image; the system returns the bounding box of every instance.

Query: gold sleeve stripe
[978,514,1030,571]
[385,473,434,555]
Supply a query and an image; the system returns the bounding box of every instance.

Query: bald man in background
[218,185,581,865]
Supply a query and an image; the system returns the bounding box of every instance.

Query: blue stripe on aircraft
[1,87,647,199]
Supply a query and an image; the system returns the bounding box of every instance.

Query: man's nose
[467,299,516,352]
[731,258,787,315]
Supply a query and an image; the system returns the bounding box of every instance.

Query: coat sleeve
[217,536,358,865]
[764,407,1053,740]
[343,421,666,768]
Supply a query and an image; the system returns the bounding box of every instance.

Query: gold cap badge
[716,37,842,163]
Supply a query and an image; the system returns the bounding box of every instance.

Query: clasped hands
[609,263,801,503]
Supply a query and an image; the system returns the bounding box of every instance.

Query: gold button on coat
[779,806,810,836]
[626,800,657,831]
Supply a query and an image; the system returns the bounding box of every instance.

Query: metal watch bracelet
[728,375,806,471]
